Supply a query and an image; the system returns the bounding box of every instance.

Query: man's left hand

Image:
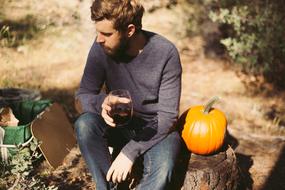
[106,152,133,183]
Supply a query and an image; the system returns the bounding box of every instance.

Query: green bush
[0,139,58,190]
[209,0,285,88]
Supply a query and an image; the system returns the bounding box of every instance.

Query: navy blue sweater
[76,31,182,162]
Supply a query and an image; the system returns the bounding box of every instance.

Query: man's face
[95,19,128,57]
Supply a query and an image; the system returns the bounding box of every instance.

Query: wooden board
[31,103,77,168]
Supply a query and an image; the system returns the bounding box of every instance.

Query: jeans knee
[136,161,175,190]
[74,112,104,140]
[158,160,175,178]
[75,116,90,140]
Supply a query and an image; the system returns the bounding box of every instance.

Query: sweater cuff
[120,140,144,162]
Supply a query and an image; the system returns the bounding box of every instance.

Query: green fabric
[2,100,52,152]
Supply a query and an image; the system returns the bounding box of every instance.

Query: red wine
[109,103,132,126]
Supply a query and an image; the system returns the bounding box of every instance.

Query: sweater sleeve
[75,42,107,114]
[121,46,182,162]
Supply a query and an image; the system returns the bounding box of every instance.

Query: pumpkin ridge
[209,119,215,154]
[193,120,202,153]
[196,121,202,154]
[187,120,196,150]
[213,117,220,152]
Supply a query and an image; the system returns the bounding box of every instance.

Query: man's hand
[101,95,131,127]
[106,152,133,183]
[101,96,115,127]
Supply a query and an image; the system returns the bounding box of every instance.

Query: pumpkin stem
[203,96,220,114]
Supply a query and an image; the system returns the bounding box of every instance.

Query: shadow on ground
[236,153,254,190]
[41,87,79,122]
[261,145,285,190]
[227,132,254,190]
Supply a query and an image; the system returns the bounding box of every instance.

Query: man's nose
[96,33,105,43]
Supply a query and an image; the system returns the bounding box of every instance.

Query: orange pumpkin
[181,97,227,155]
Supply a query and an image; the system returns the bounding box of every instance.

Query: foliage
[208,0,285,88]
[0,15,43,48]
[0,139,58,190]
[184,0,212,35]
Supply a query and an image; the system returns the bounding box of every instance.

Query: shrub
[209,0,285,88]
[0,139,58,190]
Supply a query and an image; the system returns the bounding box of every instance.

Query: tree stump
[181,146,239,190]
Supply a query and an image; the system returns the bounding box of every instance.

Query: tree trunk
[181,146,239,190]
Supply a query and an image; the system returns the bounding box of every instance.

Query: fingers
[106,168,128,183]
[101,95,131,127]
[112,169,119,183]
[101,98,115,127]
[122,170,129,182]
[106,165,114,182]
[103,118,115,127]
[106,155,132,183]
[108,96,131,104]
[101,108,115,127]
[116,170,129,183]
[117,97,131,104]
[105,94,131,109]
[106,165,122,183]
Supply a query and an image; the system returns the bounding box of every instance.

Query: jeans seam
[145,152,151,177]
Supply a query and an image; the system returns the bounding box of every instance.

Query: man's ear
[126,24,136,38]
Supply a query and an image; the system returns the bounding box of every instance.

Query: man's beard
[102,37,129,60]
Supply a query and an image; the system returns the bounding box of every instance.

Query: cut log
[181,146,239,190]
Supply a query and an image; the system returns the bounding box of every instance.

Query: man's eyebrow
[96,31,113,35]
[101,32,113,35]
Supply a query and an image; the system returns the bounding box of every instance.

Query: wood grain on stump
[181,146,239,190]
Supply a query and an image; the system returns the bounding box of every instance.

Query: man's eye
[102,33,112,37]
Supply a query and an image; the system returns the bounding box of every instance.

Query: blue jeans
[75,112,182,190]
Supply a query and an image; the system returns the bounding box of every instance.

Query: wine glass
[107,89,133,127]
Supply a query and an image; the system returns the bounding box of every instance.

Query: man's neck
[126,31,146,57]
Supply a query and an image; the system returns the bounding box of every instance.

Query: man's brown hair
[91,0,144,32]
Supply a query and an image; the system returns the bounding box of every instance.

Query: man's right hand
[101,96,116,127]
[101,95,132,127]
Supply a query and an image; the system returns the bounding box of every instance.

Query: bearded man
[75,0,182,189]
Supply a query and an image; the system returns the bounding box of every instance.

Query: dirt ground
[1,0,285,189]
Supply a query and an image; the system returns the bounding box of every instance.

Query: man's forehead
[95,19,117,33]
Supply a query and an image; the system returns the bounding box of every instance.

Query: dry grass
[0,0,94,117]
